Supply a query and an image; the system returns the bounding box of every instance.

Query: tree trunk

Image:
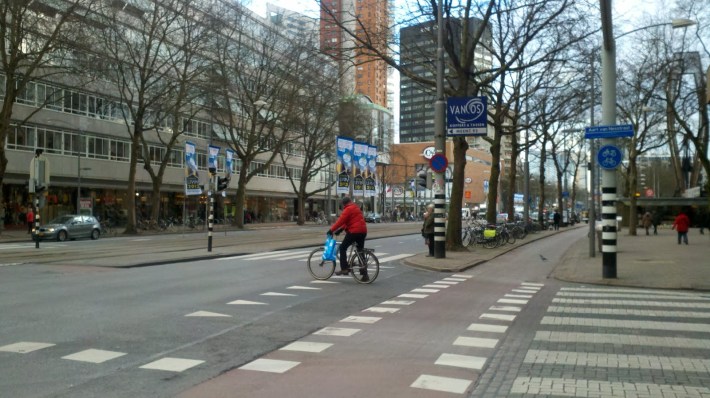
[150,178,162,222]
[628,156,638,236]
[233,169,247,229]
[124,126,141,235]
[445,136,468,250]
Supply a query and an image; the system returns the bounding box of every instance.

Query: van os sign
[447,96,487,136]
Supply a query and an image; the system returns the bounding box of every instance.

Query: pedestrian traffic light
[417,169,428,189]
[217,175,230,192]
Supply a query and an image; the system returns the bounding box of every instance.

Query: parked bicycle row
[461,219,546,249]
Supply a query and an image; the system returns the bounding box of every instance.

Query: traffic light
[416,169,428,189]
[217,175,230,192]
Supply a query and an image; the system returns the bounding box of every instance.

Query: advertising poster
[352,141,368,197]
[208,145,220,172]
[336,136,354,195]
[225,149,234,175]
[184,141,201,196]
[365,145,377,197]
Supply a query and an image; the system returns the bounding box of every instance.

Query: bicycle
[307,240,380,284]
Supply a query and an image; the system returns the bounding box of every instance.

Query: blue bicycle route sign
[597,144,623,170]
[446,96,487,136]
[584,124,634,139]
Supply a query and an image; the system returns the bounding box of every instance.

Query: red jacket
[330,202,367,234]
[673,213,690,233]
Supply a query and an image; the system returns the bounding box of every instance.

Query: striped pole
[600,149,617,278]
[208,178,214,252]
[434,192,446,258]
[34,196,40,249]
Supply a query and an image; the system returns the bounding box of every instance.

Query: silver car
[32,215,102,241]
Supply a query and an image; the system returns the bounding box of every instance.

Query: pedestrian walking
[553,211,561,231]
[26,206,34,234]
[421,203,435,257]
[641,211,653,236]
[672,209,690,245]
[652,211,661,235]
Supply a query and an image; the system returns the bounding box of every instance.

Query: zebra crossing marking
[363,306,400,314]
[185,311,231,317]
[523,349,710,372]
[480,313,516,322]
[552,298,710,309]
[279,342,332,353]
[435,353,487,370]
[0,342,55,353]
[489,305,521,312]
[453,336,499,348]
[411,374,473,394]
[560,286,705,297]
[139,357,204,372]
[505,294,533,299]
[261,292,296,297]
[313,327,360,337]
[62,349,126,364]
[556,291,710,300]
[411,288,439,293]
[423,284,450,288]
[498,298,528,305]
[467,323,508,333]
[511,377,710,397]
[382,299,415,305]
[238,358,299,373]
[340,315,382,324]
[377,253,414,263]
[547,306,710,318]
[227,299,267,305]
[534,331,710,349]
[399,293,428,298]
[540,316,710,333]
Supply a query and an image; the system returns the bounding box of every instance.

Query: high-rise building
[399,18,492,143]
[320,0,389,108]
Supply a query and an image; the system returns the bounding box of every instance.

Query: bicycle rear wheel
[349,250,379,284]
[462,229,472,247]
[307,248,335,280]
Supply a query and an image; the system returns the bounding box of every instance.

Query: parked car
[32,215,102,241]
[364,212,382,223]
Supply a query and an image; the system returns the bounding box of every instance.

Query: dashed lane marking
[489,305,521,312]
[62,349,126,363]
[497,298,528,305]
[423,284,450,288]
[261,292,296,297]
[363,307,400,314]
[521,282,544,287]
[381,299,415,305]
[287,285,321,290]
[504,294,533,299]
[411,288,440,293]
[398,293,428,299]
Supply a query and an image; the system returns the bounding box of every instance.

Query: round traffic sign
[597,144,623,170]
[429,153,448,173]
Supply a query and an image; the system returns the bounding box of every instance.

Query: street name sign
[584,124,634,139]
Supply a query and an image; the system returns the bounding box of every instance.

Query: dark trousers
[425,232,435,256]
[340,232,366,270]
[677,231,688,245]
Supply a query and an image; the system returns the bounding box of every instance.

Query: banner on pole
[352,141,368,197]
[336,136,354,195]
[365,145,377,197]
[185,141,201,196]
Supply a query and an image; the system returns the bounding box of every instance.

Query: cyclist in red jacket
[328,196,367,275]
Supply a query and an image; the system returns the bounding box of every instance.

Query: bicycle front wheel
[307,248,336,280]
[349,250,379,284]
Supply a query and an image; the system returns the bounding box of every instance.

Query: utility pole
[433,0,446,258]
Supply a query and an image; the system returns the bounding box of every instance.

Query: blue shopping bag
[322,235,337,261]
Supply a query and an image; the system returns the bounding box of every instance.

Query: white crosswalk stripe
[214,248,414,264]
[508,286,710,397]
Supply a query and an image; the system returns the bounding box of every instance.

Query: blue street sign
[584,124,634,139]
[447,96,487,136]
[597,144,623,170]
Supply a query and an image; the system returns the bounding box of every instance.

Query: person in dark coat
[421,203,435,257]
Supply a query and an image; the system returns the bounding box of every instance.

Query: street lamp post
[598,2,694,278]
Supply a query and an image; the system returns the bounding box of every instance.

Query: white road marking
[185,311,231,317]
[452,274,473,278]
[382,300,415,305]
[453,336,499,348]
[363,307,400,314]
[534,331,710,349]
[399,293,428,298]
[489,306,522,312]
[0,342,55,353]
[140,358,204,372]
[523,349,710,372]
[547,306,710,318]
[261,292,296,297]
[541,316,710,333]
[435,281,459,285]
[340,315,382,324]
[423,284,450,288]
[244,250,312,261]
[287,285,321,290]
[310,280,339,284]
[313,327,360,337]
[480,313,517,322]
[498,298,528,305]
[442,277,467,282]
[505,294,533,298]
[435,353,487,370]
[552,298,710,308]
[239,358,299,373]
[411,374,473,394]
[411,288,439,293]
[227,300,267,305]
[62,349,126,363]
[377,253,414,263]
[512,289,537,294]
[280,342,332,353]
[511,377,710,397]
[560,286,705,297]
[521,282,544,287]
[556,291,710,300]
[467,323,508,333]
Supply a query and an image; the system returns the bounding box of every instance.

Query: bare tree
[211,9,307,228]
[0,0,97,225]
[322,0,593,249]
[97,0,192,233]
[278,48,340,226]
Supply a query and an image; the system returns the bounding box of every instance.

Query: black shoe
[360,275,370,282]
[335,269,350,275]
